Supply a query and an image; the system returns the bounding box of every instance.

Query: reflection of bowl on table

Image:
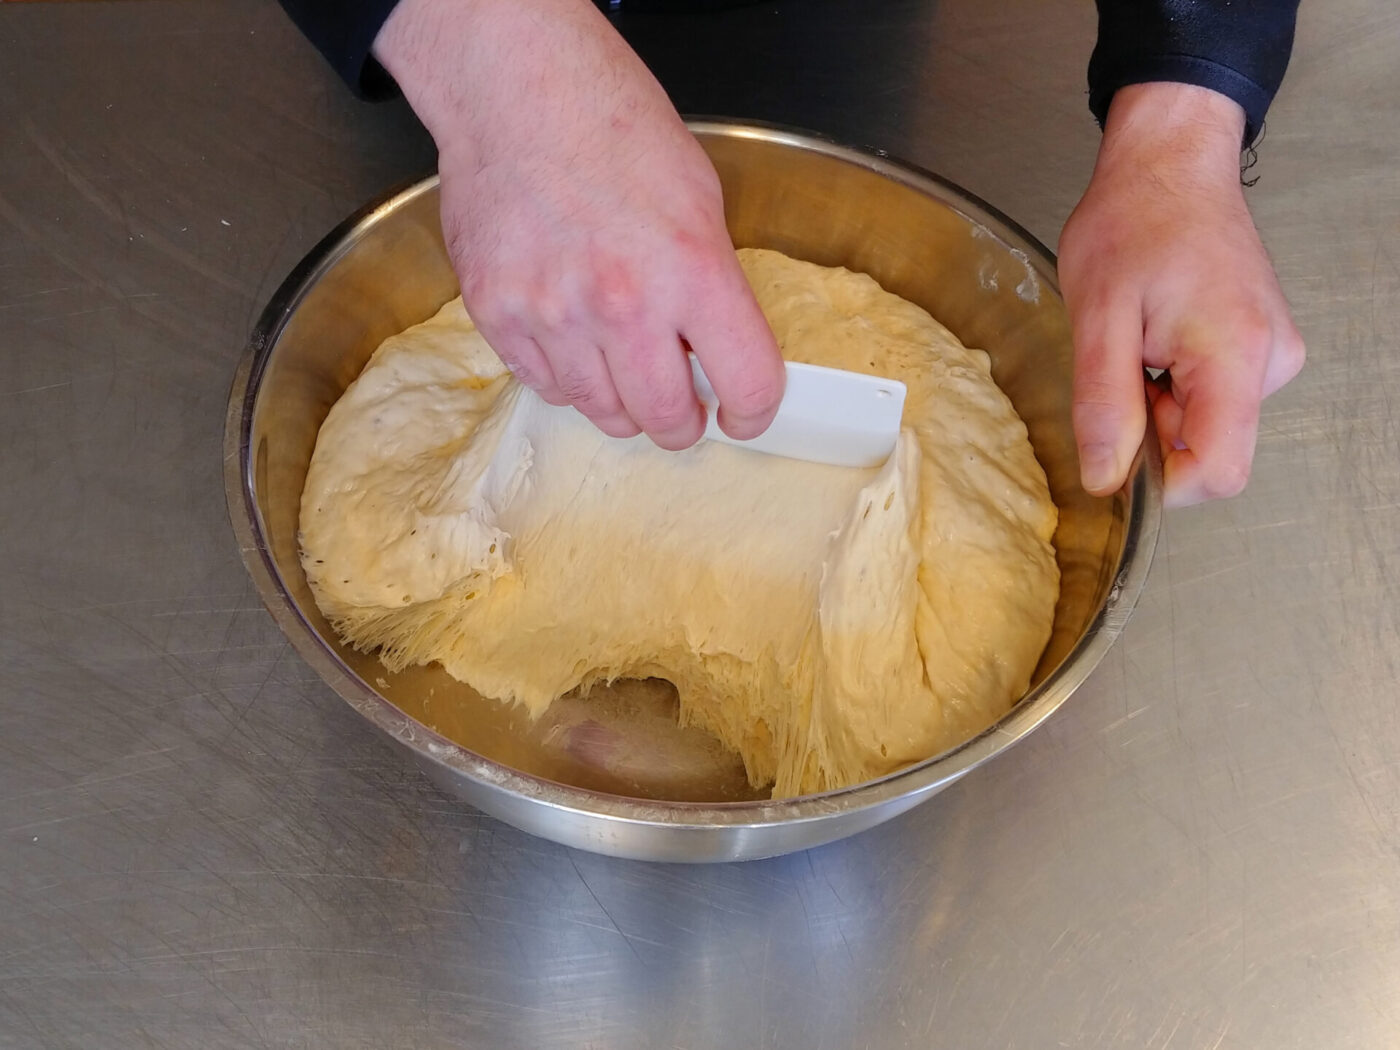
[224,120,1161,863]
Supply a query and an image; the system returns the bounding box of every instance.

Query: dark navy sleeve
[1088,0,1301,142]
[277,0,403,98]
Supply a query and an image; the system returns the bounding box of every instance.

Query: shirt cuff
[279,0,404,100]
[1089,54,1273,144]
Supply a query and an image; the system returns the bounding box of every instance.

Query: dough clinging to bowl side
[299,248,1059,797]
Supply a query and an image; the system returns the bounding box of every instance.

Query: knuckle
[461,265,571,336]
[671,230,728,282]
[555,369,611,409]
[725,368,784,418]
[1202,457,1252,500]
[590,267,646,329]
[1230,312,1275,363]
[460,271,523,330]
[466,298,513,339]
[634,386,700,435]
[1278,327,1307,378]
[1072,381,1145,450]
[535,292,570,332]
[1069,315,1127,365]
[1072,377,1139,420]
[1072,376,1126,411]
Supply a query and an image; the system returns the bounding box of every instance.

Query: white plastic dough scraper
[688,353,907,469]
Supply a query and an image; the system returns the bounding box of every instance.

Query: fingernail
[1080,443,1119,493]
[716,409,774,442]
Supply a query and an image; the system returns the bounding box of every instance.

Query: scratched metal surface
[1,0,1396,1047]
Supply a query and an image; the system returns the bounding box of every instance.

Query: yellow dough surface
[300,248,1059,797]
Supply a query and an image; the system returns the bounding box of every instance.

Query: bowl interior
[239,126,1138,805]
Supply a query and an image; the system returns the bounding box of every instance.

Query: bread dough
[300,249,1059,797]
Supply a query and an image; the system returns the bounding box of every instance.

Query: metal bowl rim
[224,118,1162,832]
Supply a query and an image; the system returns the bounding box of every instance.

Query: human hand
[1058,82,1305,508]
[373,0,784,449]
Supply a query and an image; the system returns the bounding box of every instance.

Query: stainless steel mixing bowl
[225,121,1161,862]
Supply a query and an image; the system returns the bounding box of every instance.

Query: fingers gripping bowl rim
[224,120,1162,862]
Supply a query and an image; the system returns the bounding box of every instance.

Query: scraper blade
[689,353,906,469]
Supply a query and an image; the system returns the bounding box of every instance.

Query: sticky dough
[300,248,1059,797]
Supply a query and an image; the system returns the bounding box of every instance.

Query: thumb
[1070,301,1149,496]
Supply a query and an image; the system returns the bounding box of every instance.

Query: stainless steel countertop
[1,1,1396,1046]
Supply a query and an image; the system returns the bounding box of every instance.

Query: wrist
[373,0,631,161]
[372,0,481,141]
[1097,82,1246,188]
